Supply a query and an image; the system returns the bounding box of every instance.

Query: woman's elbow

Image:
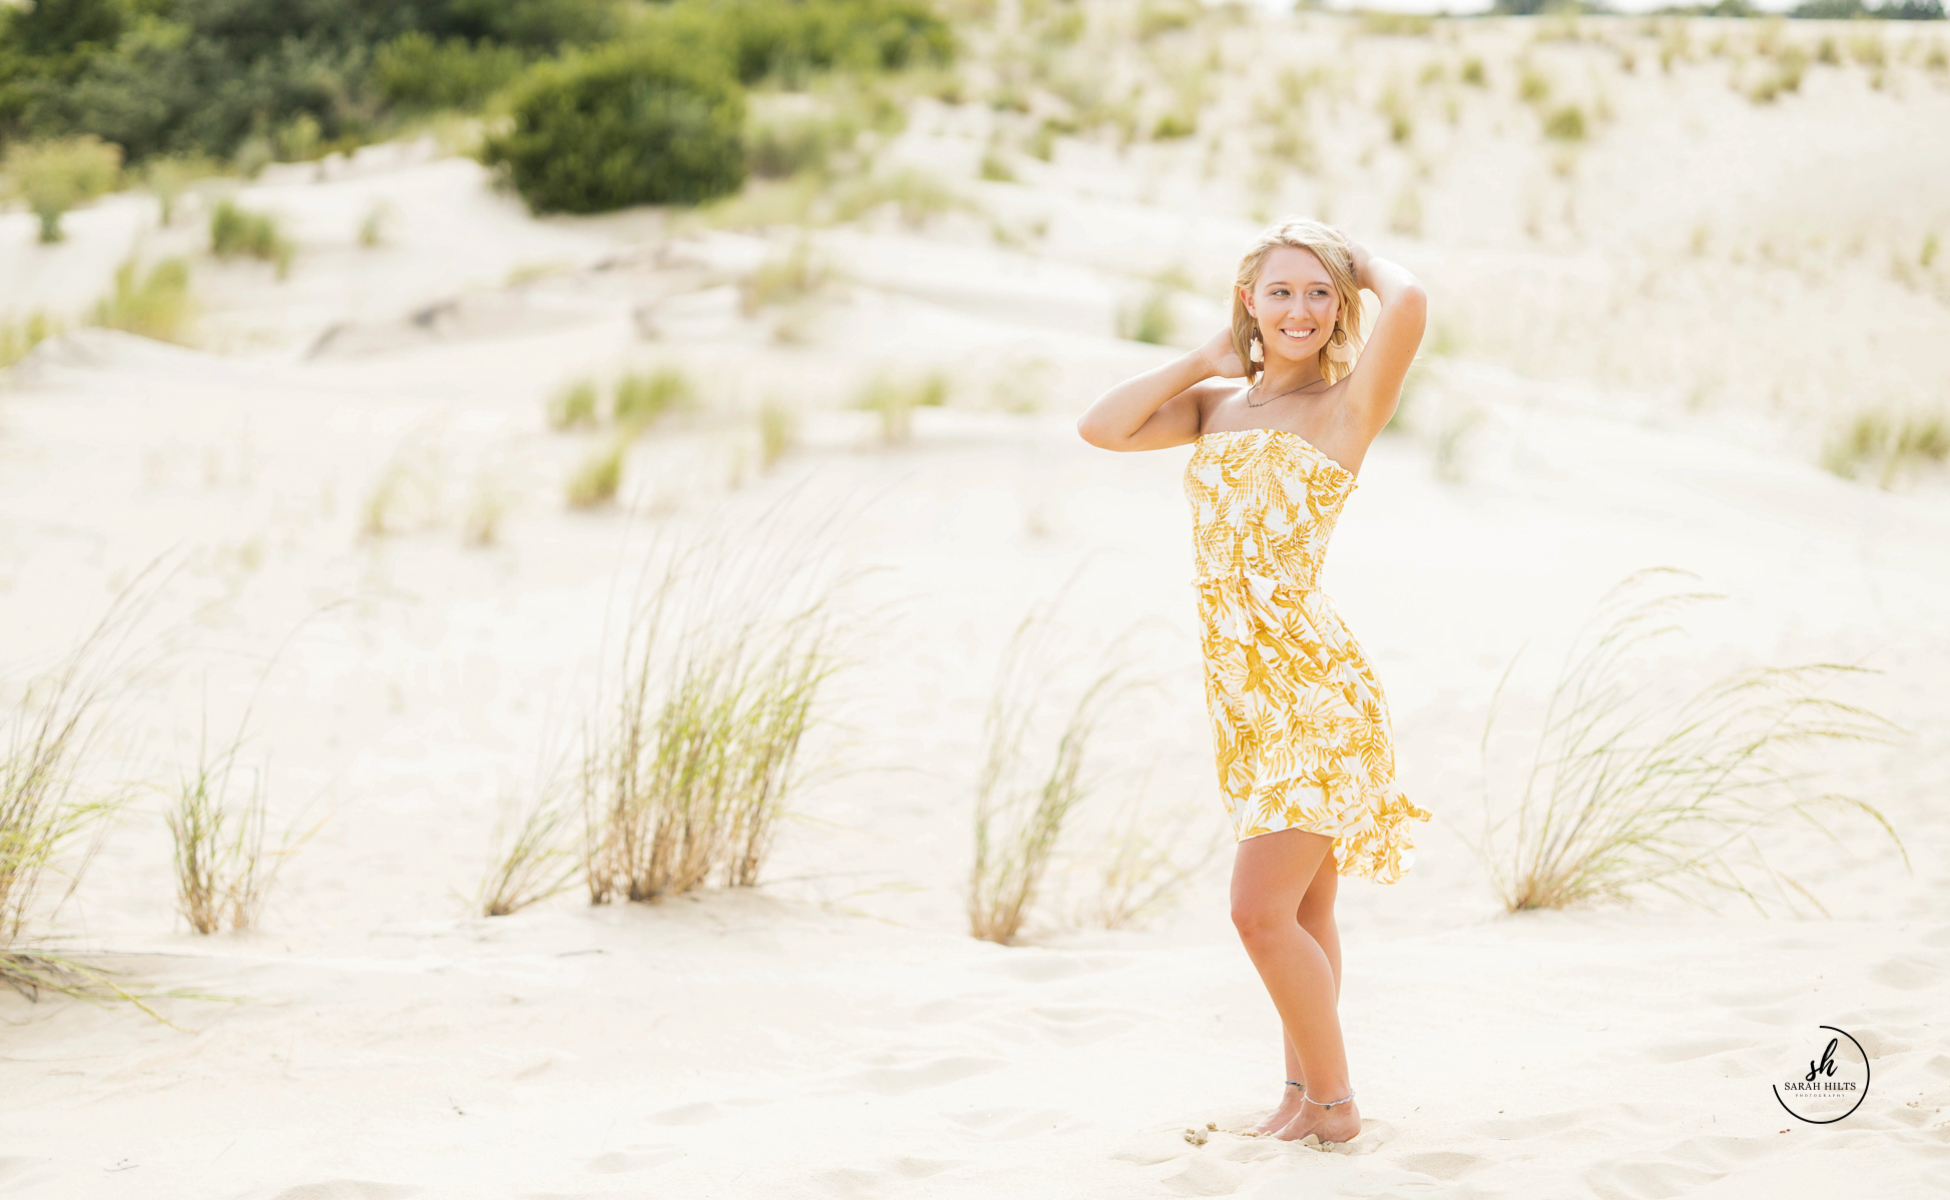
[1076,415,1118,450]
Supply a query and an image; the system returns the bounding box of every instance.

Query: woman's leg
[1231,829,1361,1143]
[1254,846,1342,1133]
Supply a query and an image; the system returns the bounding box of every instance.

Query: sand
[3,9,1949,1198]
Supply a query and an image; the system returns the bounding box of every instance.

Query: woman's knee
[1230,898,1296,945]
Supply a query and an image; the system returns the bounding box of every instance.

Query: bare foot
[1254,1084,1305,1135]
[1275,1094,1362,1146]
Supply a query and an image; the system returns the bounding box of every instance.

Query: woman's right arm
[1076,329,1242,452]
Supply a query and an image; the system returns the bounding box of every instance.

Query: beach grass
[547,378,601,431]
[969,599,1145,945]
[1475,568,1907,915]
[1,571,166,1010]
[566,441,626,509]
[581,507,854,903]
[854,371,949,444]
[91,257,196,344]
[1820,407,1950,489]
[209,199,294,279]
[166,723,283,934]
[613,367,695,432]
[479,782,580,917]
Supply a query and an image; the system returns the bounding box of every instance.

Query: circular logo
[1773,1025,1869,1124]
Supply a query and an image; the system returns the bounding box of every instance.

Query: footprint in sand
[943,1106,1078,1141]
[1399,1150,1488,1180]
[810,1156,962,1197]
[841,1054,1007,1096]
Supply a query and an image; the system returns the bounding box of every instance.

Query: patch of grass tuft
[1,311,62,368]
[854,371,949,444]
[1821,408,1950,489]
[566,441,626,509]
[91,258,196,344]
[1475,568,1907,915]
[209,200,294,279]
[613,367,695,431]
[1542,104,1587,142]
[547,378,601,431]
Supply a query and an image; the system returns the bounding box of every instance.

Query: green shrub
[483,41,747,214]
[209,200,294,278]
[614,367,695,428]
[671,0,956,84]
[374,32,528,112]
[0,0,616,165]
[2,136,123,244]
[91,257,195,343]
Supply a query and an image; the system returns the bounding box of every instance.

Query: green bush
[374,32,528,111]
[2,136,123,244]
[664,0,955,85]
[0,0,617,165]
[483,41,747,214]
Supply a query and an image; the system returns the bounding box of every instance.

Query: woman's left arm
[1341,241,1427,437]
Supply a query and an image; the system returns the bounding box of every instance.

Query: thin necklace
[1246,375,1328,408]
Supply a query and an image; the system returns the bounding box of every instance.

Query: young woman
[1076,219,1432,1146]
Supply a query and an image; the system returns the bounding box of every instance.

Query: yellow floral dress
[1185,428,1430,883]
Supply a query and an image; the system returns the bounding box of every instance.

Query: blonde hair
[1229,218,1366,387]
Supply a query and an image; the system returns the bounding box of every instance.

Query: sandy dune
[4,10,1950,1198]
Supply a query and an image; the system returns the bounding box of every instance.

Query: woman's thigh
[1231,828,1333,926]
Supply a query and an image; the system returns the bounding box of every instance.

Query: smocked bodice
[1184,428,1358,593]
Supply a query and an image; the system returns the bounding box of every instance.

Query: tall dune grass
[479,781,580,917]
[969,600,1145,945]
[167,730,275,934]
[1,573,164,1007]
[166,706,319,935]
[581,506,856,903]
[1083,789,1224,931]
[1475,568,1907,915]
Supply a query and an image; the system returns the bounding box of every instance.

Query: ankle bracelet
[1284,1080,1304,1089]
[1300,1089,1355,1108]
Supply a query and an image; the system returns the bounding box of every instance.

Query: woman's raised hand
[1197,325,1247,380]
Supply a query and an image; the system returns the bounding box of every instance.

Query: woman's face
[1242,245,1339,368]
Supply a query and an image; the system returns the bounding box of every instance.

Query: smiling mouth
[1280,328,1314,341]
